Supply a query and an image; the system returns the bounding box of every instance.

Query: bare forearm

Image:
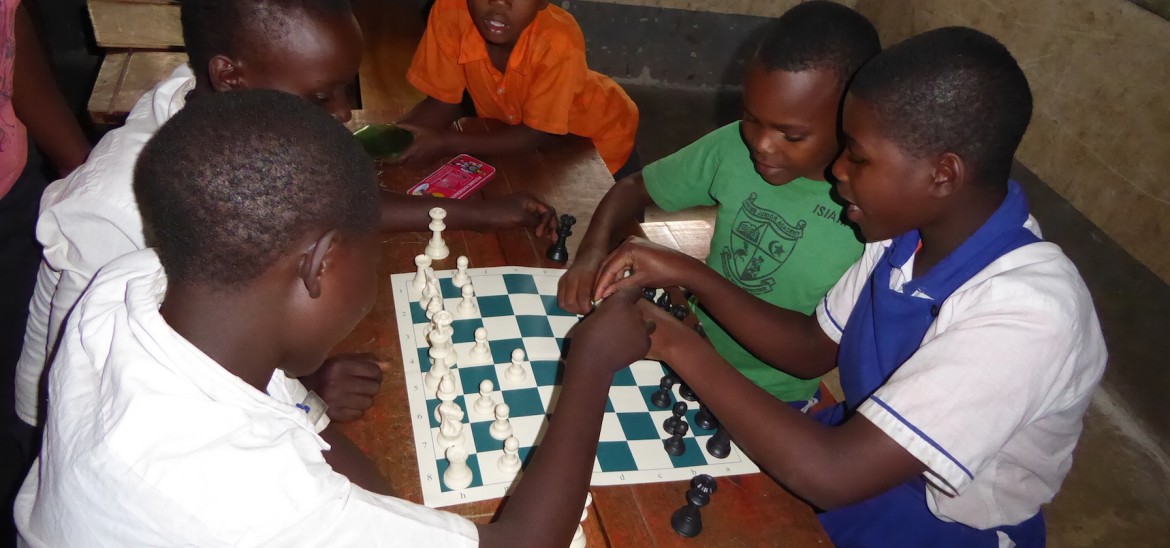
[577,174,652,259]
[13,6,89,175]
[400,96,463,128]
[684,265,837,378]
[663,339,916,509]
[319,425,395,496]
[378,191,499,233]
[479,365,612,548]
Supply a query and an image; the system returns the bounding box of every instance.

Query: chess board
[390,266,760,508]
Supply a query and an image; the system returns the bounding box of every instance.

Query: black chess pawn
[669,303,689,321]
[642,287,657,302]
[663,421,689,456]
[545,214,577,263]
[663,400,688,433]
[651,376,675,409]
[693,403,717,432]
[706,424,732,459]
[678,382,697,402]
[671,474,716,538]
[661,363,680,385]
[655,290,672,310]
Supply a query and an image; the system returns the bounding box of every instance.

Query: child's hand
[394,124,450,166]
[635,298,703,363]
[557,249,604,314]
[592,237,705,301]
[300,353,387,423]
[483,192,558,241]
[566,287,656,376]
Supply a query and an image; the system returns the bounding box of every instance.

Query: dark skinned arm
[477,288,652,548]
[318,424,395,496]
[593,237,838,378]
[13,5,90,176]
[377,189,557,241]
[396,121,569,167]
[556,173,654,314]
[399,96,464,129]
[639,301,925,510]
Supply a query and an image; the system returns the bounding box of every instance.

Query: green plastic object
[353,123,415,160]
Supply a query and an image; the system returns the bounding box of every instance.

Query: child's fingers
[592,250,635,300]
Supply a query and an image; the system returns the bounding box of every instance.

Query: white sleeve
[854,264,1096,496]
[815,242,886,343]
[13,263,59,425]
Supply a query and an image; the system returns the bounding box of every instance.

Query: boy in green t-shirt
[558,2,878,403]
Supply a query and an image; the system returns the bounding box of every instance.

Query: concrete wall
[570,0,1170,286]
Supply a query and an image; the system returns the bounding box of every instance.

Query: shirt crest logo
[720,193,806,294]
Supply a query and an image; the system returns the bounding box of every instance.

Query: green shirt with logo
[642,121,863,402]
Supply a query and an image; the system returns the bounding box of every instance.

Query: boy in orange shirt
[400,0,639,177]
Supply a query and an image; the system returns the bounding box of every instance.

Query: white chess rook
[474,379,496,415]
[412,254,432,292]
[425,207,450,260]
[497,435,522,476]
[452,256,471,288]
[443,445,473,490]
[489,403,513,440]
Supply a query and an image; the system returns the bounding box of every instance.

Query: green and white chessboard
[391,266,759,508]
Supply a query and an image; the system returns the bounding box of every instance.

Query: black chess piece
[661,363,680,385]
[651,375,675,409]
[663,400,688,433]
[669,303,689,321]
[693,403,717,432]
[642,287,657,302]
[663,421,689,456]
[678,382,697,402]
[671,474,717,538]
[706,424,732,459]
[655,291,672,310]
[545,214,577,263]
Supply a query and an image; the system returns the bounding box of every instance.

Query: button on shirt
[15,250,479,546]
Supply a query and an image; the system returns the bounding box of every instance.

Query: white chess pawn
[489,403,513,440]
[425,294,444,320]
[437,405,465,450]
[452,256,471,287]
[505,348,527,383]
[424,348,450,394]
[474,379,496,415]
[412,254,432,292]
[435,374,461,422]
[497,435,522,476]
[425,207,450,260]
[443,445,473,490]
[456,284,478,318]
[469,327,491,362]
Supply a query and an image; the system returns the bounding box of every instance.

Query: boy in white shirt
[16,89,651,547]
[16,0,560,434]
[591,27,1107,547]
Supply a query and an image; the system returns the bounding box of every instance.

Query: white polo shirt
[14,65,197,426]
[816,227,1107,529]
[15,250,479,547]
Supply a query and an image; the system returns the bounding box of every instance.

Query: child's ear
[299,230,340,299]
[208,55,246,92]
[929,152,965,199]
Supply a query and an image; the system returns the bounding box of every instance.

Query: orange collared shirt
[407,0,638,175]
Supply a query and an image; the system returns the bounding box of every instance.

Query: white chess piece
[425,294,444,320]
[422,278,439,302]
[489,403,513,440]
[437,405,465,450]
[456,284,478,318]
[425,207,450,260]
[469,327,491,362]
[412,254,432,292]
[443,445,473,490]
[424,330,452,393]
[452,256,471,288]
[435,374,461,422]
[569,493,593,548]
[474,379,496,415]
[432,311,457,364]
[505,348,527,383]
[497,435,522,476]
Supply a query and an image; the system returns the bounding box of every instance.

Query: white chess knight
[474,379,496,415]
[455,284,478,318]
[435,374,461,423]
[412,254,432,292]
[425,207,449,260]
[443,445,473,490]
[452,256,471,288]
[436,404,465,450]
[505,348,527,383]
[469,327,491,362]
[489,403,513,440]
[497,435,522,476]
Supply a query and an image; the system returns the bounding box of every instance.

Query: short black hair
[756,1,880,84]
[181,0,353,76]
[849,27,1033,184]
[135,89,377,288]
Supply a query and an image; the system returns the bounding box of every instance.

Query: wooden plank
[87,0,183,49]
[88,51,187,128]
[353,0,426,112]
[87,51,128,126]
